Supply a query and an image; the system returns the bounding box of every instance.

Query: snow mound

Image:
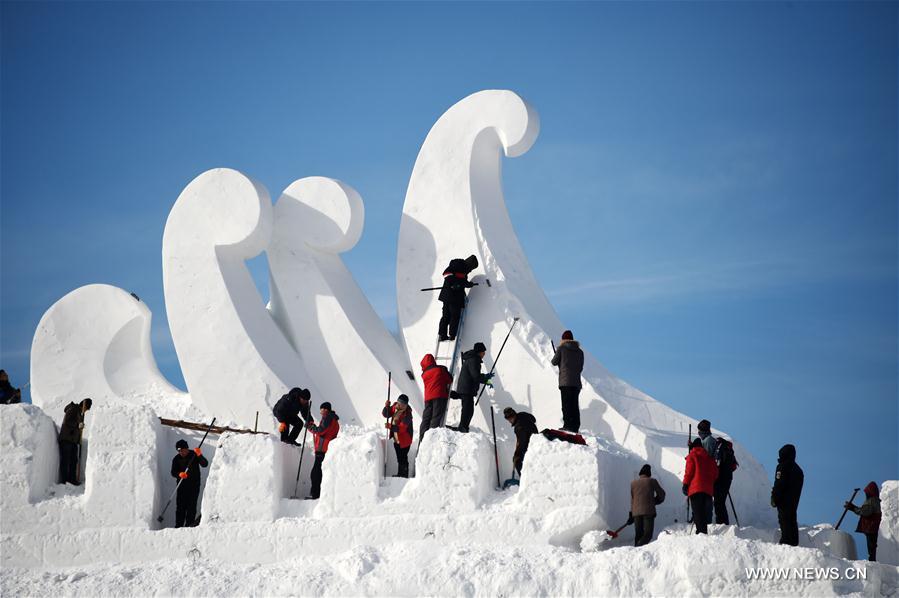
[203,432,284,523]
[313,428,382,518]
[880,480,899,566]
[1,404,59,508]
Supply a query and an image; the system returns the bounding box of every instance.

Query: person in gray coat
[451,342,493,433]
[630,464,666,546]
[551,330,584,432]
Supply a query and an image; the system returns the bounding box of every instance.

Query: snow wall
[13,89,799,569]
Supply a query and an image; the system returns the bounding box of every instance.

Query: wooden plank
[159,418,268,436]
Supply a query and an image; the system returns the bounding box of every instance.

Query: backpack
[716,437,738,472]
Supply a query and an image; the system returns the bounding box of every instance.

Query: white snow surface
[879,480,899,566]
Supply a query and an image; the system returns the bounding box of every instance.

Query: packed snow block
[314,430,381,519]
[807,525,858,560]
[203,433,283,523]
[82,400,164,529]
[879,480,899,566]
[0,404,58,512]
[401,428,494,513]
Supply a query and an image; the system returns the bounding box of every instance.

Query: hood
[462,349,481,361]
[464,254,479,272]
[559,339,580,350]
[778,444,796,463]
[864,481,879,497]
[421,354,436,370]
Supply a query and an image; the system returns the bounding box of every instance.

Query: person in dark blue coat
[771,443,804,546]
[451,342,492,433]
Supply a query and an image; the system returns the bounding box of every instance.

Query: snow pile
[806,526,858,561]
[0,404,59,508]
[203,433,283,523]
[401,427,494,513]
[313,428,381,518]
[880,480,899,566]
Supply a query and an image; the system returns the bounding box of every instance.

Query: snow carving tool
[606,515,634,539]
[475,317,520,406]
[490,405,501,489]
[290,426,309,499]
[420,283,479,292]
[685,423,692,525]
[502,469,520,490]
[834,487,861,530]
[75,400,88,484]
[156,417,216,523]
[728,492,740,526]
[383,371,392,480]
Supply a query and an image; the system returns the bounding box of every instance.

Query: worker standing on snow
[419,353,453,439]
[273,387,312,445]
[844,481,882,561]
[550,330,584,433]
[451,342,493,433]
[713,436,738,524]
[683,438,718,534]
[630,464,666,546]
[382,394,414,478]
[770,443,804,546]
[503,407,537,477]
[306,402,340,499]
[0,370,22,404]
[170,438,208,528]
[437,255,478,341]
[58,398,92,485]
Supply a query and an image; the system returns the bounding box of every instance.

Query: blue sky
[2,2,896,528]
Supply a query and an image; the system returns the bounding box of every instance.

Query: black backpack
[716,437,738,472]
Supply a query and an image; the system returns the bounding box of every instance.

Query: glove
[385,399,391,407]
[485,375,494,388]
[178,472,188,479]
[306,421,315,429]
[450,390,459,400]
[626,512,634,525]
[682,484,689,496]
[385,422,391,429]
[278,422,287,433]
[194,448,202,456]
[78,422,84,430]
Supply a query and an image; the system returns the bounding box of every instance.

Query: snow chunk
[203,432,284,523]
[313,428,382,518]
[880,480,899,566]
[0,404,59,509]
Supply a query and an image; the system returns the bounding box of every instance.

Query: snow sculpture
[396,89,773,526]
[203,433,284,523]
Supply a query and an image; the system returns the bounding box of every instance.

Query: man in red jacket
[382,394,414,477]
[682,438,718,534]
[845,481,882,561]
[305,402,340,499]
[419,353,453,440]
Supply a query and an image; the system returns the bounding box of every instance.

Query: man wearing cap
[170,438,208,528]
[453,342,493,433]
[306,402,340,499]
[58,398,92,485]
[551,330,584,433]
[504,407,538,477]
[630,464,666,546]
[382,394,414,477]
[272,387,312,445]
[437,254,479,341]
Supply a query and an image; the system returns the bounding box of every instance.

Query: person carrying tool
[382,394,414,477]
[419,354,452,439]
[551,330,584,433]
[631,464,666,546]
[58,398,92,485]
[437,255,478,341]
[683,438,718,534]
[503,407,537,477]
[306,402,340,499]
[452,342,493,433]
[844,481,882,561]
[273,387,312,445]
[170,438,209,528]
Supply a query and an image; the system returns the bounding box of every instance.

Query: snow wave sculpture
[396,89,774,526]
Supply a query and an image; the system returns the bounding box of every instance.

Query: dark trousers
[713,476,732,524]
[310,451,326,499]
[634,514,656,546]
[438,302,463,338]
[280,415,303,443]
[59,441,79,485]
[175,485,200,528]
[560,387,581,432]
[393,443,410,478]
[777,507,799,546]
[864,533,877,562]
[690,493,712,534]
[458,394,475,432]
[420,398,448,438]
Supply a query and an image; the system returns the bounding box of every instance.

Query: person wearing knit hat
[382,394,414,477]
[272,387,313,446]
[504,407,538,476]
[170,437,208,527]
[451,342,493,433]
[436,255,479,341]
[551,330,584,432]
[630,464,666,546]
[844,481,882,561]
[305,402,340,499]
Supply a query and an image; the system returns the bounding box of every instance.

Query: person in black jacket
[437,255,478,341]
[171,439,209,527]
[272,387,312,445]
[771,443,804,546]
[452,342,493,433]
[0,370,22,404]
[58,398,92,485]
[550,330,584,432]
[503,408,538,476]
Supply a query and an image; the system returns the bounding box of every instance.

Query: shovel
[606,515,634,538]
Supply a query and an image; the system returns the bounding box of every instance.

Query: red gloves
[178,472,188,479]
[194,448,202,456]
[278,422,287,433]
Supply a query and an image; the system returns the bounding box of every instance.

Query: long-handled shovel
[606,516,634,539]
[156,417,216,523]
[290,426,309,499]
[835,487,861,530]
